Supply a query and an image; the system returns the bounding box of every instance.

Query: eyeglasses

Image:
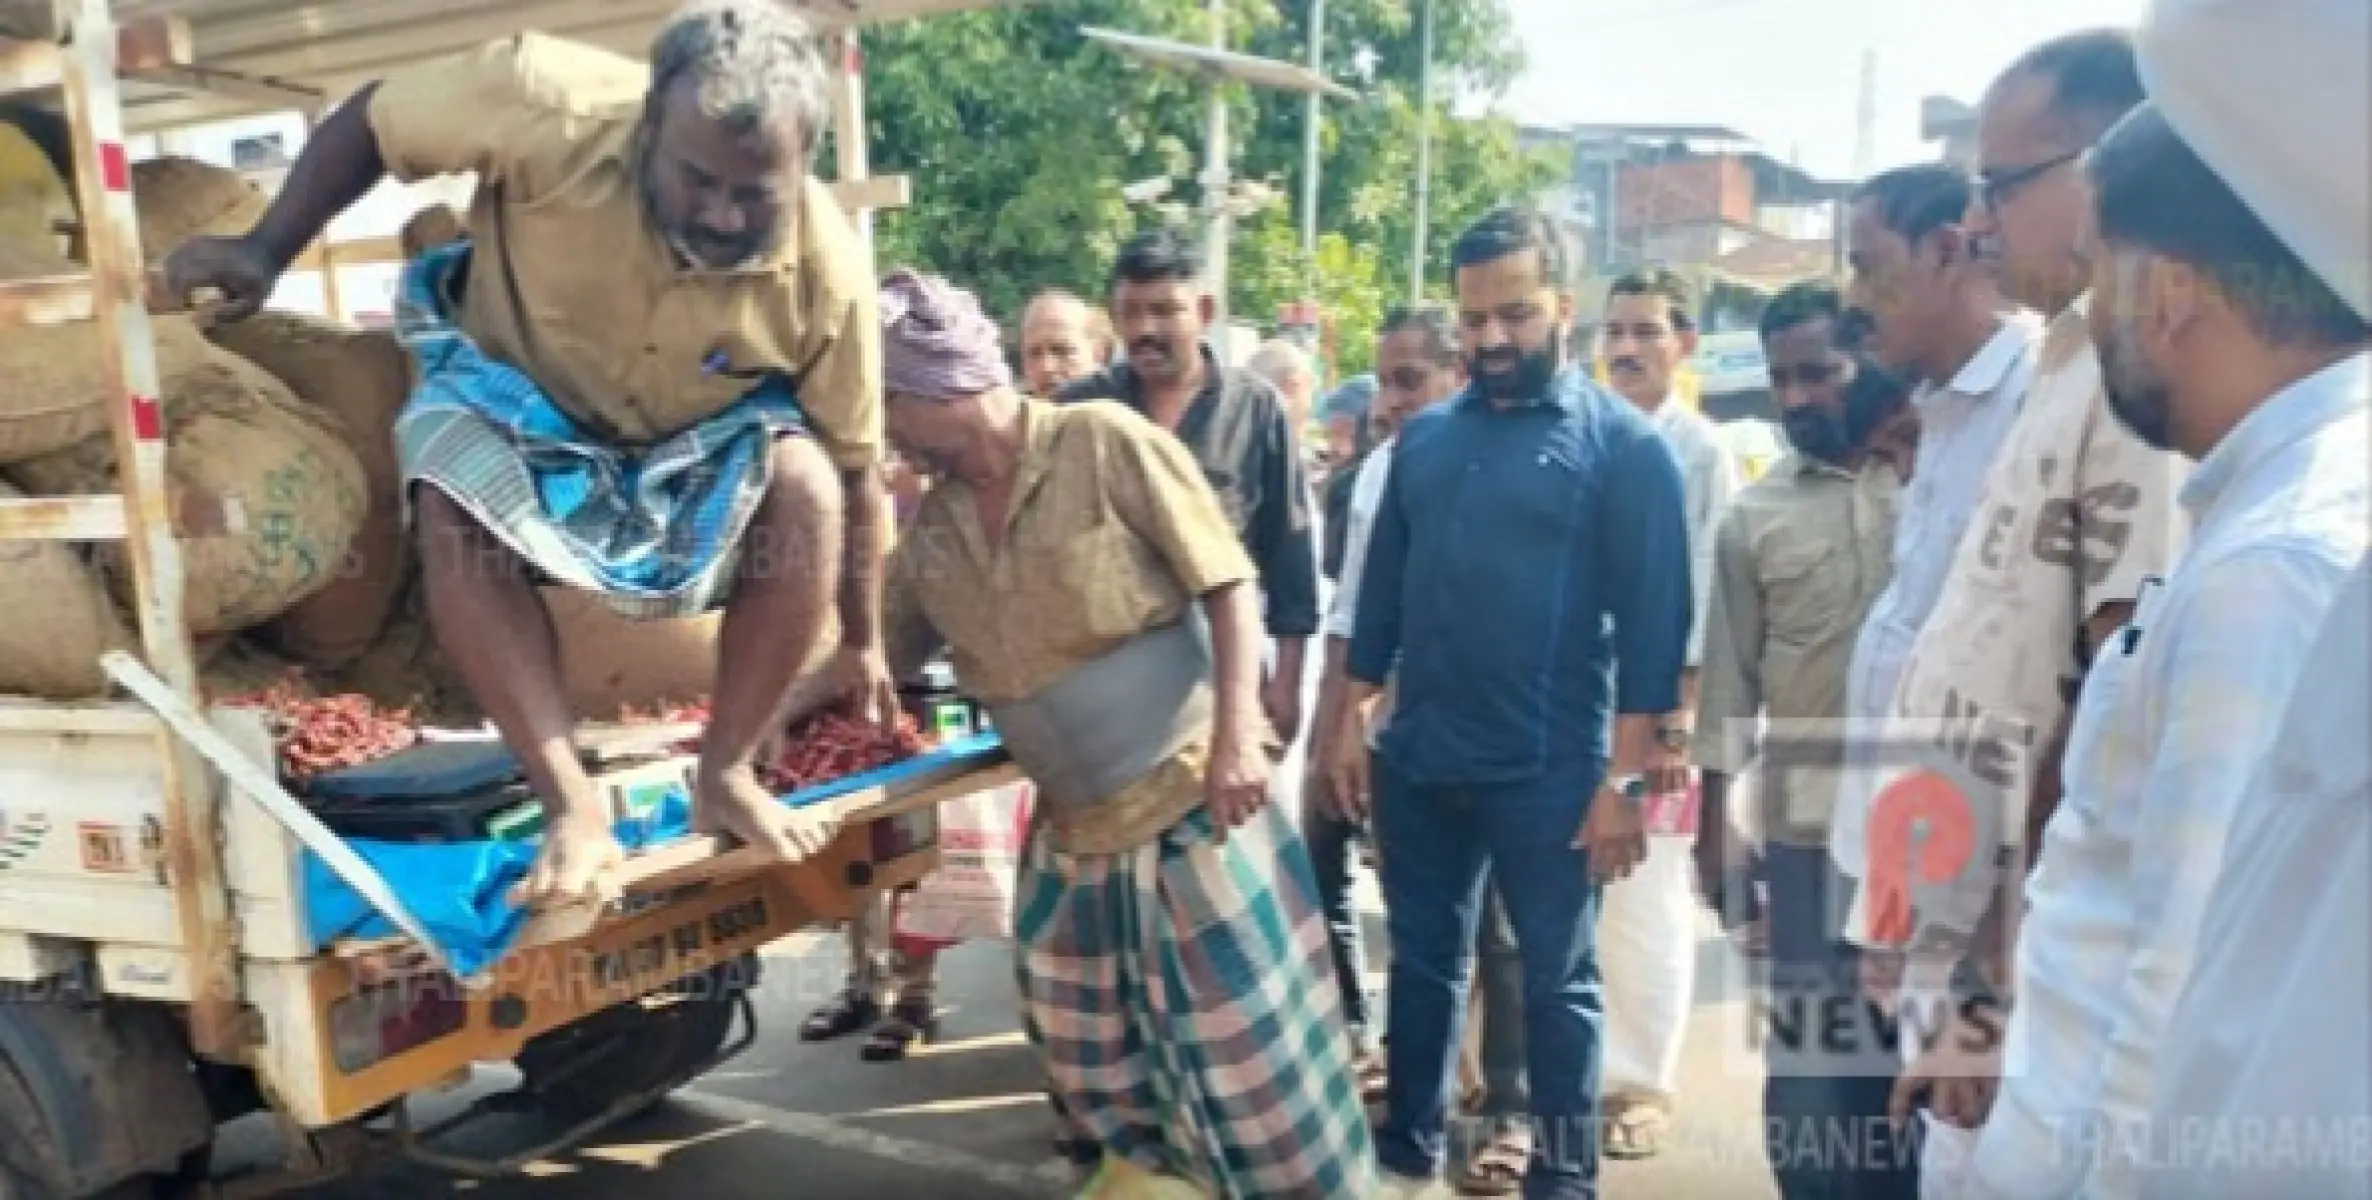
[1976,149,2083,210]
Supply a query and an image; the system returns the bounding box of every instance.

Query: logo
[78,823,133,875]
[0,809,51,871]
[1712,719,2021,1083]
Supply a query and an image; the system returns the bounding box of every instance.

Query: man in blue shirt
[1334,207,1695,1198]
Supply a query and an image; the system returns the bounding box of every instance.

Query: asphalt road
[242,893,1778,1199]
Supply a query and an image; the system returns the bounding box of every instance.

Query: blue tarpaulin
[300,731,1005,977]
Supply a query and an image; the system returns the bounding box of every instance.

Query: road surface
[251,896,1779,1198]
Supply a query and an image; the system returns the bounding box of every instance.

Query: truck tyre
[0,1003,212,1200]
[511,954,758,1122]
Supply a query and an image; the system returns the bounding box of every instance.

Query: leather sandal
[799,988,878,1042]
[860,995,940,1062]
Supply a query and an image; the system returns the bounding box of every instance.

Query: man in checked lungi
[162,0,894,908]
[855,267,1374,1197]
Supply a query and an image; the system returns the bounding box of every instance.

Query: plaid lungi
[1015,797,1376,1198]
[390,239,808,620]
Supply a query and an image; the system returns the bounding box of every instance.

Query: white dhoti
[1598,830,1699,1101]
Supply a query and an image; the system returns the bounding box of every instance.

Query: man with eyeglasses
[1878,28,2190,1193]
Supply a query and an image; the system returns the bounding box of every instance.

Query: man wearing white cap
[1893,14,2371,1190]
[2133,0,2372,1196]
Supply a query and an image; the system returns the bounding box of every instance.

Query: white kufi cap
[2138,0,2372,320]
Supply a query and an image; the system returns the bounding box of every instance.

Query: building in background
[1921,95,1979,170]
[1522,121,1847,338]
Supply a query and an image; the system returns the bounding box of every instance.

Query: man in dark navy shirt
[1332,207,1695,1199]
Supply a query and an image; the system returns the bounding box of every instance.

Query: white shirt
[1328,438,1397,747]
[1650,400,1744,667]
[1873,300,2190,947]
[2138,556,2372,1199]
[1828,315,2041,920]
[1973,353,2372,1199]
[1326,437,1395,640]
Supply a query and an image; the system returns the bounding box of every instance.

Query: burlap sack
[0,243,232,463]
[6,359,368,638]
[130,156,269,259]
[204,312,415,668]
[0,123,72,260]
[0,479,136,698]
[546,588,723,719]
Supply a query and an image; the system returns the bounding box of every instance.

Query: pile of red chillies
[219,679,927,793]
[219,674,421,785]
[759,710,930,793]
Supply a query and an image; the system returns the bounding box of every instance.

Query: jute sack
[0,123,72,259]
[0,479,136,698]
[5,361,368,639]
[130,156,269,259]
[0,244,234,464]
[547,587,842,720]
[205,313,415,668]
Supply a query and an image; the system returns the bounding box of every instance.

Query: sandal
[1354,1050,1389,1105]
[1601,1099,1670,1160]
[799,988,879,1042]
[860,995,940,1062]
[1455,1122,1532,1196]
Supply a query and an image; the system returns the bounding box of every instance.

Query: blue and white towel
[391,239,807,619]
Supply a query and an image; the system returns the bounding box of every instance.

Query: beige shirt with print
[367,33,882,465]
[1881,296,2191,939]
[883,400,1258,853]
[1695,454,1900,847]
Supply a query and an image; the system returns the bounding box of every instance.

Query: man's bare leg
[415,488,622,907]
[696,436,843,861]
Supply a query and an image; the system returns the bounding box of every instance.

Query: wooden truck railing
[0,0,245,1058]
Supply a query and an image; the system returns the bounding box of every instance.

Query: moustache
[1476,350,1522,370]
[1609,356,1645,373]
[1129,339,1173,359]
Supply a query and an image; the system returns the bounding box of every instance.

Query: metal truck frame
[0,2,1020,1195]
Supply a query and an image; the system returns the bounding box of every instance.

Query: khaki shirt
[367,33,881,466]
[1696,452,1899,846]
[884,399,1256,853]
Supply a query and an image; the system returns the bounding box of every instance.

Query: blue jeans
[1373,754,1603,1200]
[1760,843,1922,1200]
[1303,802,1373,1040]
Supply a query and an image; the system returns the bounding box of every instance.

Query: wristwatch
[1656,724,1693,753]
[1602,773,1650,807]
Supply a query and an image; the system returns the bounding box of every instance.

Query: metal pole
[1409,0,1435,302]
[1300,0,1325,268]
[1201,0,1232,363]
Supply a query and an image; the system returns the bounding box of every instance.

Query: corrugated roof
[94,0,1030,130]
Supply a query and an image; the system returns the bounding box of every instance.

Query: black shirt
[1057,346,1320,639]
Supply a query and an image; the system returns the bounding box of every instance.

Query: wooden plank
[0,492,248,542]
[0,15,190,98]
[829,174,910,216]
[0,271,94,328]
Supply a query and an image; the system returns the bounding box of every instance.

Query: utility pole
[1409,0,1435,302]
[1202,0,1233,361]
[1301,0,1326,270]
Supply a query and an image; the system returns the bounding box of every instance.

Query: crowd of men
[161,0,2365,1194]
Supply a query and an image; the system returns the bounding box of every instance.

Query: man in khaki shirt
[859,269,1371,1197]
[1694,280,1920,1200]
[163,0,889,906]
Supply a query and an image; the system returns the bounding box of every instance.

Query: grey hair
[1245,338,1314,388]
[649,0,834,152]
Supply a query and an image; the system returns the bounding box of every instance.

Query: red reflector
[98,142,129,193]
[128,394,162,441]
[328,972,467,1074]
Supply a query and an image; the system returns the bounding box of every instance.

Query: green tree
[851,0,1557,366]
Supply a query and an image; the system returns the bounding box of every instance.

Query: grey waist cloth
[985,614,1213,813]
